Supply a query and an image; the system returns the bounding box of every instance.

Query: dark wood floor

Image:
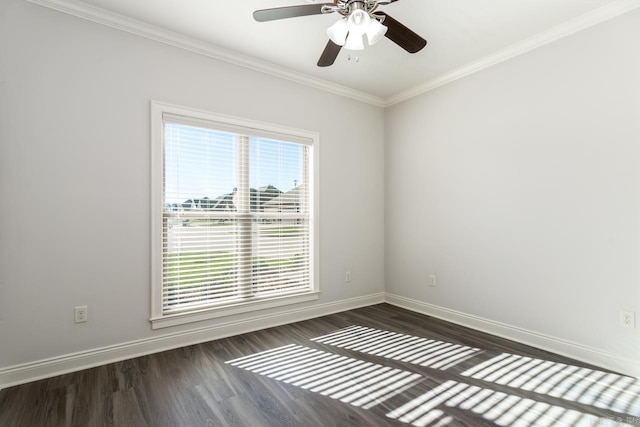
[1,304,639,426]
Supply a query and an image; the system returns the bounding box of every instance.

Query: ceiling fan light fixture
[344,33,365,51]
[366,18,387,45]
[327,18,349,46]
[347,8,371,35]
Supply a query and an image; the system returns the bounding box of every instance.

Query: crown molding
[384,0,640,107]
[26,0,640,108]
[25,0,387,107]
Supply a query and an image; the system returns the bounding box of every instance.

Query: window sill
[150,291,320,329]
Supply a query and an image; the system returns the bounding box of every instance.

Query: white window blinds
[159,115,313,317]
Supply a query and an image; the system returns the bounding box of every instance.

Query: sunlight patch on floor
[226,328,639,426]
[311,325,481,370]
[461,353,640,418]
[226,344,423,410]
[386,380,637,427]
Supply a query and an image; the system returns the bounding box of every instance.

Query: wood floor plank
[1,304,638,427]
[112,388,148,427]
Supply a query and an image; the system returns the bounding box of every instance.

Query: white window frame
[150,101,320,329]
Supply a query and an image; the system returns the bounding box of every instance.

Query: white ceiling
[35,0,640,103]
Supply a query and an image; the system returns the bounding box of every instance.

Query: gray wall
[385,9,640,361]
[2,0,639,376]
[0,0,385,368]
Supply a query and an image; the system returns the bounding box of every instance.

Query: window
[151,102,319,328]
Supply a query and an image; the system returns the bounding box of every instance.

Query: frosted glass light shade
[366,19,387,45]
[344,33,365,51]
[327,18,349,46]
[347,9,370,35]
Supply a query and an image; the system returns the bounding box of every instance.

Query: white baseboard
[385,293,639,378]
[3,291,636,390]
[0,293,385,389]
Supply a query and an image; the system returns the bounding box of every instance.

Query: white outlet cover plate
[620,310,635,328]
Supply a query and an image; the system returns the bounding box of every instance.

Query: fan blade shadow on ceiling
[374,12,426,53]
[317,40,342,67]
[254,4,335,22]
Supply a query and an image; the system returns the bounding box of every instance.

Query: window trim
[150,100,320,329]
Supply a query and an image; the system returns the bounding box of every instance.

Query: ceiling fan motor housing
[323,1,382,17]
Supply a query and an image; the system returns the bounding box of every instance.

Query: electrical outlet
[345,271,351,283]
[620,311,635,328]
[75,306,88,323]
[429,274,437,287]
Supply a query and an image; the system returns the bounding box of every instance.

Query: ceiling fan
[253,0,427,67]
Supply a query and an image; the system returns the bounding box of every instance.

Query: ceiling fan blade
[375,13,426,53]
[317,40,342,67]
[254,3,335,22]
